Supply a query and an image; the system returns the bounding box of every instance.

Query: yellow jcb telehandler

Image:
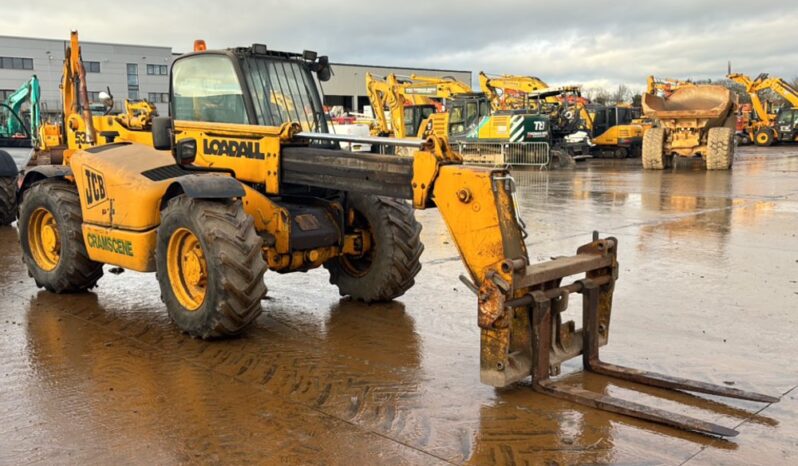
[15,41,776,436]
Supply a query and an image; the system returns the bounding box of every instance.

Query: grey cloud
[2,1,797,90]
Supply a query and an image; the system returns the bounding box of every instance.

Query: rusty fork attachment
[486,233,778,437]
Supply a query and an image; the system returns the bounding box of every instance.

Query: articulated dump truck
[14,42,775,437]
[642,85,737,170]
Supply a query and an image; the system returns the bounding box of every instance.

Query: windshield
[240,57,328,133]
[0,104,29,139]
[172,55,248,124]
[777,110,795,126]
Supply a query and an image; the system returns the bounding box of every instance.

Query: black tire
[325,194,423,302]
[706,127,734,170]
[754,128,774,147]
[0,176,16,226]
[642,128,668,169]
[18,180,104,292]
[156,195,267,339]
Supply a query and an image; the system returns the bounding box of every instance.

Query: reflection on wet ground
[1,146,797,464]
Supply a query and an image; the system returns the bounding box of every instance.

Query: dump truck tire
[642,128,667,170]
[156,196,267,339]
[18,180,104,292]
[754,128,774,146]
[0,176,16,226]
[325,194,423,302]
[706,127,734,170]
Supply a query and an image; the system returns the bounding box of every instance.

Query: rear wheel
[706,127,734,170]
[18,180,103,292]
[325,193,423,302]
[0,176,16,226]
[642,128,668,169]
[754,128,774,146]
[156,196,267,339]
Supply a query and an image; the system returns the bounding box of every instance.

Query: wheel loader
[15,42,776,437]
[641,85,737,170]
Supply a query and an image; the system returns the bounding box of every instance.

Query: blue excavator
[0,75,41,224]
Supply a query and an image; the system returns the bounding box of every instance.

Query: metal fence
[452,141,550,167]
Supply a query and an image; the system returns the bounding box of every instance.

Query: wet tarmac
[1,146,797,465]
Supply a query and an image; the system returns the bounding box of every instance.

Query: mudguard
[161,174,245,209]
[17,165,74,202]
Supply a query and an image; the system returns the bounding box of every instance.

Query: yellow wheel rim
[28,207,61,271]
[757,132,769,144]
[167,228,207,311]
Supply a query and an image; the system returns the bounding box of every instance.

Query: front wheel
[325,194,423,302]
[156,196,267,339]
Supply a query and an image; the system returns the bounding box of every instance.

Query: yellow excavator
[727,72,798,146]
[14,40,776,438]
[366,72,582,166]
[364,72,448,139]
[480,72,643,158]
[578,103,645,158]
[46,31,156,163]
[478,72,577,111]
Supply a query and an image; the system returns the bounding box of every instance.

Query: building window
[0,89,13,100]
[127,64,139,99]
[87,91,101,102]
[85,61,101,73]
[146,64,168,76]
[147,92,169,103]
[0,57,33,70]
[127,63,139,85]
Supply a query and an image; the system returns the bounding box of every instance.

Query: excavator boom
[479,72,578,111]
[3,75,41,145]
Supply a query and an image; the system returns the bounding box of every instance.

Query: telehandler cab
[15,42,776,437]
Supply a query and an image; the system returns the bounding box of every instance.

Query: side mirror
[315,56,332,82]
[99,88,114,115]
[173,138,197,166]
[152,116,173,150]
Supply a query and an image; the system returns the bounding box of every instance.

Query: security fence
[451,141,550,167]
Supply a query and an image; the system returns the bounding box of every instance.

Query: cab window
[777,110,795,126]
[449,104,466,134]
[172,55,248,124]
[465,102,478,127]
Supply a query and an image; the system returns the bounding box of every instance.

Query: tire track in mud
[13,287,712,465]
[7,293,450,465]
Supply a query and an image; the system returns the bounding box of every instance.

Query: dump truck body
[642,85,736,170]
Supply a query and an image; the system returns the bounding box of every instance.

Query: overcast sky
[3,1,797,92]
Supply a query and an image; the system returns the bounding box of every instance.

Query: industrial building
[0,35,173,116]
[0,34,470,119]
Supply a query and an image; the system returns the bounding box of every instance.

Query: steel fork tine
[535,379,740,437]
[587,361,779,403]
[580,281,779,404]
